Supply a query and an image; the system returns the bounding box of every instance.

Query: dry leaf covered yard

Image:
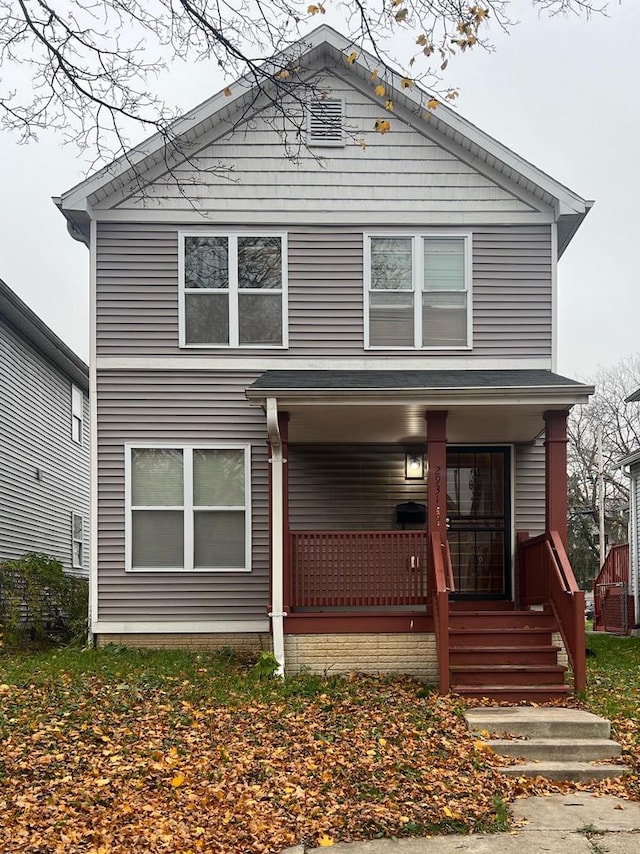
[0,637,639,853]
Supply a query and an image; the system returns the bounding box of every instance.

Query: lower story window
[126,445,251,572]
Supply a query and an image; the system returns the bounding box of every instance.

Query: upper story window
[125,445,251,572]
[71,384,84,444]
[179,233,288,348]
[364,234,472,349]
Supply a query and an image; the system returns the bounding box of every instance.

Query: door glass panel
[446,449,508,597]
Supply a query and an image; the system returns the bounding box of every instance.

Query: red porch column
[544,409,569,549]
[279,411,291,613]
[426,411,448,540]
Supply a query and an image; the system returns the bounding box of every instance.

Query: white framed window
[71,384,84,444]
[179,233,288,348]
[125,444,252,572]
[72,513,84,569]
[364,233,472,349]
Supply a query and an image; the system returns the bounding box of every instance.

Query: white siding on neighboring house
[0,318,90,574]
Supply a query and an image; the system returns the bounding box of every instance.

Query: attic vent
[307,97,345,147]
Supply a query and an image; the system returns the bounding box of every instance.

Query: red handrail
[429,531,454,694]
[518,530,585,693]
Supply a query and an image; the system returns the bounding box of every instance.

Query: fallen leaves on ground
[0,647,638,853]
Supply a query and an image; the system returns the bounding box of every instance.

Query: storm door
[446,447,511,599]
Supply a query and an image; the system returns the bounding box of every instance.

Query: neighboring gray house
[0,278,90,576]
[57,26,593,699]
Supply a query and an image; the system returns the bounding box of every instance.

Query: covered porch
[247,370,593,695]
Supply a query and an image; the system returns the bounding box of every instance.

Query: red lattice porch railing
[289,530,427,608]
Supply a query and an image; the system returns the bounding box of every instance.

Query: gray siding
[289,445,427,531]
[95,223,552,360]
[514,439,546,536]
[0,318,90,574]
[96,370,268,622]
[105,75,538,218]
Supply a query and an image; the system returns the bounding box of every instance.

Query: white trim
[72,512,84,570]
[178,231,288,349]
[124,443,252,573]
[96,356,553,371]
[89,209,557,226]
[364,232,473,350]
[266,397,285,677]
[551,222,558,374]
[89,219,98,631]
[92,620,270,634]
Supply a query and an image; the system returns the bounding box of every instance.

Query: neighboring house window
[72,513,84,569]
[179,234,287,348]
[365,234,472,349]
[71,384,84,443]
[126,445,251,572]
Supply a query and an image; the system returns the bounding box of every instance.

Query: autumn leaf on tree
[427,98,439,110]
[374,84,386,97]
[374,119,391,134]
[346,51,358,64]
[223,87,232,96]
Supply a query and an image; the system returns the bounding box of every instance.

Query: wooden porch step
[450,645,561,666]
[455,684,572,702]
[451,664,567,688]
[449,627,553,647]
[450,601,515,611]
[449,611,556,630]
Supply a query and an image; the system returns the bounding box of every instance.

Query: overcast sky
[0,2,634,381]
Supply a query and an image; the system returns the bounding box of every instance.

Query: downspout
[266,397,286,677]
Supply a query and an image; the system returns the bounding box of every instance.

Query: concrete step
[465,707,611,739]
[486,737,622,762]
[498,761,629,782]
[464,706,627,782]
[451,664,567,687]
[450,645,561,666]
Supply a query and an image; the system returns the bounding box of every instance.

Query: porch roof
[246,370,593,444]
[247,369,592,400]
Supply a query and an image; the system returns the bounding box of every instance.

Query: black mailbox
[395,501,426,525]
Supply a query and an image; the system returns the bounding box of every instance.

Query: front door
[446,447,511,599]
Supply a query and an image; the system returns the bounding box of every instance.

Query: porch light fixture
[405,453,424,480]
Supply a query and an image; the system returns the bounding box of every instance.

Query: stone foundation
[284,632,437,681]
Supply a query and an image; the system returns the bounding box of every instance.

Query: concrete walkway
[283,794,640,853]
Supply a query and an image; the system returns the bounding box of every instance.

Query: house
[0,278,89,576]
[56,26,594,699]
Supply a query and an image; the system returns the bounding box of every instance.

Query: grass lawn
[0,636,638,853]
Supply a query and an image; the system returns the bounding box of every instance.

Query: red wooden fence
[594,543,633,634]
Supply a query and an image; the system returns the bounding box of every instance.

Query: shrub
[0,552,88,650]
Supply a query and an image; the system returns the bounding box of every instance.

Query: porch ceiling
[246,369,594,444]
[278,403,552,444]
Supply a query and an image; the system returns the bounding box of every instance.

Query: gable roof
[0,278,89,391]
[56,25,592,254]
